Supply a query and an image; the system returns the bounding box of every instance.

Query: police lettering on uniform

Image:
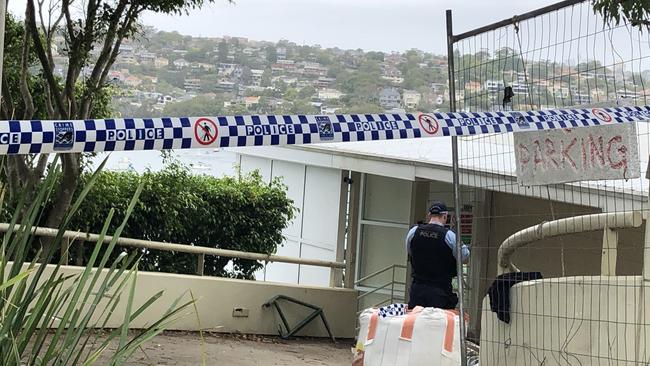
[405,201,470,310]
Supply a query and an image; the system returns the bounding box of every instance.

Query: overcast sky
[8,0,560,54]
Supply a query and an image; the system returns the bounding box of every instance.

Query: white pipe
[498,211,643,274]
[0,223,346,269]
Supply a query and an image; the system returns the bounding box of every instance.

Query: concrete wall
[15,263,358,338]
[480,276,648,365]
[470,191,645,338]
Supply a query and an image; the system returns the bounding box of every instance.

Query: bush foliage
[40,160,296,279]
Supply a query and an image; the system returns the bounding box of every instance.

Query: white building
[232,124,649,337]
[403,90,421,109]
[173,58,190,69]
[318,89,344,100]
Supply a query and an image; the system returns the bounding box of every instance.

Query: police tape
[0,105,648,155]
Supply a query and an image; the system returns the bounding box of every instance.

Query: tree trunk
[40,153,81,259]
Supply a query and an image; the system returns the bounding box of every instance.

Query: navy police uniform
[406,201,469,310]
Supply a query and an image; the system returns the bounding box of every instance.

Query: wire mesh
[448,1,650,365]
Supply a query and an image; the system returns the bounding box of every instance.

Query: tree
[1,0,221,256]
[288,99,317,114]
[298,85,316,99]
[217,40,229,63]
[592,0,650,29]
[266,46,278,63]
[366,51,385,63]
[261,68,272,87]
[341,102,383,114]
[162,95,225,117]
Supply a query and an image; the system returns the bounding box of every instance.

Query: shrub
[67,160,297,279]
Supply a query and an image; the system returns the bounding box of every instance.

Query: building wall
[483,192,646,279]
[238,155,343,287]
[11,263,357,338]
[472,192,645,337]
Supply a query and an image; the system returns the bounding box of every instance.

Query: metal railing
[354,264,407,314]
[0,223,345,276]
[497,211,644,274]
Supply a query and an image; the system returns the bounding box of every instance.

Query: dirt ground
[97,331,354,366]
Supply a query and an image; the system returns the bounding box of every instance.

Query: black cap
[428,201,448,215]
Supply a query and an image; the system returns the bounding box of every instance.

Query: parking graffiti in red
[517,130,630,174]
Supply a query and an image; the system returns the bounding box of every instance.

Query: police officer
[405,201,470,310]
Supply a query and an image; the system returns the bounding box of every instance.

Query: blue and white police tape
[0,105,648,155]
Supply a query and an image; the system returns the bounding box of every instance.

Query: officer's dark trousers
[408,280,458,310]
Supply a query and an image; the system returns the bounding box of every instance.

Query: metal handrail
[0,223,345,272]
[355,263,408,321]
[355,264,407,285]
[497,211,643,273]
[356,281,395,301]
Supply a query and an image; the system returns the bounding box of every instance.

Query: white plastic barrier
[354,305,466,366]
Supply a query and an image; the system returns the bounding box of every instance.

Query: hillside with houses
[49,27,649,118]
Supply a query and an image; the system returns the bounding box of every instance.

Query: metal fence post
[446,9,468,366]
[197,253,205,276]
[61,237,70,265]
[390,265,395,304]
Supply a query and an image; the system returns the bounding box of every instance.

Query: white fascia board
[231,146,335,169]
[233,146,645,210]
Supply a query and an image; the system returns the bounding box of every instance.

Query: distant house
[124,75,142,87]
[403,90,421,109]
[382,65,402,78]
[318,88,344,100]
[272,60,297,74]
[321,106,340,114]
[484,80,505,93]
[119,44,135,56]
[117,54,137,65]
[218,63,238,75]
[142,76,158,84]
[511,82,529,94]
[154,57,169,69]
[464,81,482,92]
[382,76,404,84]
[314,77,335,89]
[139,52,156,65]
[193,62,215,71]
[173,58,189,69]
[379,87,401,109]
[217,79,235,92]
[250,69,265,86]
[590,88,606,100]
[233,65,244,79]
[243,47,257,56]
[108,70,126,83]
[277,47,287,60]
[245,96,261,108]
[430,83,446,93]
[184,78,202,93]
[301,62,328,77]
[157,95,174,105]
[279,76,298,86]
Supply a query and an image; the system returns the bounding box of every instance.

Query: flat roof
[232,124,650,211]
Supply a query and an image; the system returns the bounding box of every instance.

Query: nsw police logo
[53,122,75,150]
[510,112,529,129]
[316,116,334,141]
